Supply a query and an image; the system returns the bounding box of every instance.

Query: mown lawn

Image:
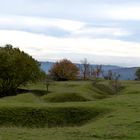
[0,81,140,140]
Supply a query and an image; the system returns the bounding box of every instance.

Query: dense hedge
[0,106,107,127]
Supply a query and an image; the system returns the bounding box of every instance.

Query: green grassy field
[0,81,140,140]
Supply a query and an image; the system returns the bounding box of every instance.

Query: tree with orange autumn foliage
[49,59,79,81]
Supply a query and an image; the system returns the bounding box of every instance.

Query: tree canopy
[49,59,79,81]
[0,44,45,97]
[135,68,140,80]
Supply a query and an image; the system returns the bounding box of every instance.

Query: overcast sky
[0,0,140,66]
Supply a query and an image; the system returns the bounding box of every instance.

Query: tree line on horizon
[0,44,140,97]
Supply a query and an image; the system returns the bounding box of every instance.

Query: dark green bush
[0,45,45,97]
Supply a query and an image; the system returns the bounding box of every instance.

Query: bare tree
[95,65,102,78]
[108,72,122,94]
[102,70,114,80]
[90,65,102,85]
[107,70,113,80]
[90,65,102,78]
[80,58,90,80]
[45,75,53,93]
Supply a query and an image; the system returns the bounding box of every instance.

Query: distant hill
[111,67,138,80]
[40,61,139,80]
[40,62,53,73]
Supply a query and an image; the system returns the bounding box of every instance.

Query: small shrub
[108,80,123,94]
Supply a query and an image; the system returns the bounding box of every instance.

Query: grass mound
[43,92,91,102]
[42,81,115,103]
[0,81,114,103]
[0,93,41,103]
[93,83,115,95]
[0,105,107,128]
[0,81,140,140]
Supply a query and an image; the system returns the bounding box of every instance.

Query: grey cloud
[1,0,140,22]
[0,23,71,38]
[43,52,140,67]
